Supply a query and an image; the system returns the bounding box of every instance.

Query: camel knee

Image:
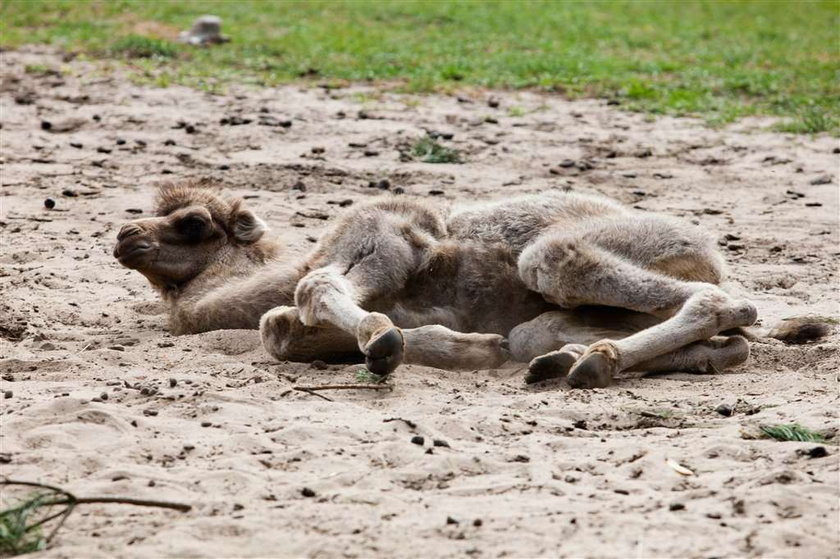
[294,267,356,326]
[518,237,592,306]
[680,289,758,336]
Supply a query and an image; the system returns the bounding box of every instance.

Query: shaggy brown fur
[115,182,758,388]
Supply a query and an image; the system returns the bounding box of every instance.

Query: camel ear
[232,208,268,243]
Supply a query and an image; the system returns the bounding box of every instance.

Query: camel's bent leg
[261,307,508,370]
[294,264,407,375]
[525,336,750,384]
[518,232,756,388]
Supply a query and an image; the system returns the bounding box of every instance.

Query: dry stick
[292,383,394,402]
[1,478,192,541]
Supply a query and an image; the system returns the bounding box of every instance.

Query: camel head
[113,181,279,293]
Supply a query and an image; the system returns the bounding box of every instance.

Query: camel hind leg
[517,218,756,388]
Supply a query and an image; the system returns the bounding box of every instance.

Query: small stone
[169,378,177,388]
[116,138,126,145]
[376,179,391,190]
[3,390,12,399]
[635,148,653,158]
[311,360,328,370]
[410,435,425,446]
[511,454,530,463]
[809,174,832,185]
[143,409,158,417]
[100,392,108,401]
[218,164,230,170]
[363,150,380,157]
[487,97,500,108]
[201,421,212,427]
[70,142,83,149]
[446,516,459,525]
[428,189,445,196]
[473,518,483,527]
[558,159,576,168]
[669,503,685,511]
[163,139,176,146]
[311,146,325,154]
[185,124,196,134]
[44,198,56,209]
[798,446,829,459]
[715,404,733,417]
[433,439,450,448]
[301,487,316,498]
[148,480,156,487]
[96,146,112,154]
[62,189,77,197]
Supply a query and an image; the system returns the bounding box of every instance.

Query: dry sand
[1,47,838,558]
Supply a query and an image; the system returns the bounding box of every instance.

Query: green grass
[0,0,838,131]
[0,494,50,556]
[411,135,462,164]
[759,423,826,443]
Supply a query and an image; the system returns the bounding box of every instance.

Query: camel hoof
[364,327,404,377]
[567,352,615,389]
[525,351,578,384]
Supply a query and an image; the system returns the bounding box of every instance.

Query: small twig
[292,383,393,402]
[293,387,334,402]
[295,383,394,392]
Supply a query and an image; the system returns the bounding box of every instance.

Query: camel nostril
[117,224,142,241]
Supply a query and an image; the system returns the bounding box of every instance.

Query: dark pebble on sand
[411,435,425,446]
[473,518,483,527]
[219,164,230,170]
[798,446,829,459]
[40,120,52,130]
[301,487,316,498]
[70,142,83,149]
[163,139,176,146]
[3,390,12,399]
[363,150,380,157]
[433,439,450,448]
[429,190,445,196]
[116,138,126,145]
[394,187,405,195]
[96,147,112,154]
[44,198,56,209]
[715,404,733,417]
[669,503,685,511]
[810,174,832,185]
[201,421,212,427]
[446,516,459,525]
[185,124,196,134]
[62,189,77,197]
[169,378,177,388]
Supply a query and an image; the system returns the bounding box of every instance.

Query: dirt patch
[1,46,838,558]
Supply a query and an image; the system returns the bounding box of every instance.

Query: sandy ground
[1,47,838,558]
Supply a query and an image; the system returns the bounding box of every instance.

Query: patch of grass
[507,106,526,117]
[411,135,462,164]
[109,35,177,59]
[355,368,385,384]
[759,423,826,443]
[0,1,838,131]
[775,107,840,134]
[23,63,57,76]
[0,494,49,556]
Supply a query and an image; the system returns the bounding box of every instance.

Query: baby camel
[114,181,756,388]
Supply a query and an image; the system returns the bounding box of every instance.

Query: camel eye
[176,215,209,242]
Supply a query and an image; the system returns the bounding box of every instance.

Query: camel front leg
[294,265,408,376]
[261,306,509,371]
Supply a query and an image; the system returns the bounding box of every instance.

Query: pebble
[433,439,450,448]
[44,198,56,209]
[410,435,425,446]
[96,147,112,154]
[311,360,328,370]
[116,138,126,145]
[798,446,829,459]
[428,190,445,196]
[473,518,483,527]
[3,390,12,399]
[809,174,832,185]
[715,403,733,417]
[487,97,500,108]
[201,421,212,427]
[301,487,316,498]
[169,378,178,388]
[669,503,685,511]
[69,142,83,149]
[363,150,380,157]
[446,516,459,525]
